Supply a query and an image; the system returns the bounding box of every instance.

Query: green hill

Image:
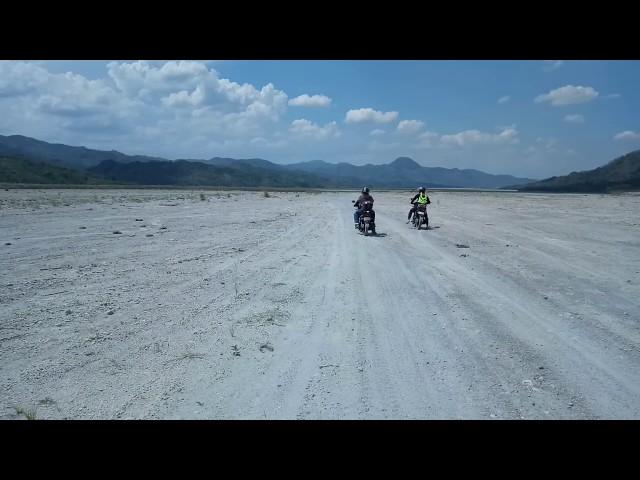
[88,159,327,188]
[516,150,640,193]
[0,157,110,185]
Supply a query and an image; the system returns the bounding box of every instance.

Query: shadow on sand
[356,230,388,238]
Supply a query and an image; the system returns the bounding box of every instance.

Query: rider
[407,186,430,223]
[354,186,375,228]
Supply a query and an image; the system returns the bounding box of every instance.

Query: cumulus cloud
[497,95,510,104]
[345,108,398,124]
[370,129,385,136]
[542,60,564,72]
[419,131,439,140]
[288,94,331,107]
[108,60,288,124]
[416,131,440,148]
[614,130,640,141]
[535,85,599,106]
[564,114,585,123]
[117,63,289,134]
[397,120,424,135]
[0,60,297,155]
[0,62,141,141]
[107,60,210,98]
[0,61,50,97]
[37,94,106,117]
[440,126,519,147]
[289,119,340,140]
[161,84,207,108]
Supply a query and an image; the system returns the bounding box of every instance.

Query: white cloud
[345,108,398,124]
[605,93,621,99]
[414,127,520,150]
[440,127,519,147]
[370,129,385,136]
[0,61,50,97]
[289,119,340,140]
[288,94,331,107]
[162,84,206,108]
[108,61,288,124]
[497,95,510,104]
[614,131,640,141]
[397,120,424,135]
[0,62,140,138]
[107,60,210,98]
[535,85,599,106]
[0,60,295,154]
[564,114,585,124]
[416,131,440,149]
[542,60,564,72]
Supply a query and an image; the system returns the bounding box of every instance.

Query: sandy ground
[1,188,639,419]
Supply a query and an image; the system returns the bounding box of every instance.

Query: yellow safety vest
[417,193,428,205]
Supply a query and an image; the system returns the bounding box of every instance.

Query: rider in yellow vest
[407,187,431,222]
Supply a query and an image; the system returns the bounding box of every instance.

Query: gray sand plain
[1,189,639,419]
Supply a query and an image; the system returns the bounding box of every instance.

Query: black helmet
[419,186,426,193]
[362,186,370,194]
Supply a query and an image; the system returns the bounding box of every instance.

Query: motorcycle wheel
[417,217,423,230]
[364,222,369,236]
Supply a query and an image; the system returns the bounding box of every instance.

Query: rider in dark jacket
[354,187,375,227]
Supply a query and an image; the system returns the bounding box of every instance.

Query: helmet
[419,186,426,193]
[362,186,370,194]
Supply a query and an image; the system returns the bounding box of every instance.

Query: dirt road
[1,189,639,419]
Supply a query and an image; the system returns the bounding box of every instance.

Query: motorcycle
[352,199,376,236]
[411,203,429,230]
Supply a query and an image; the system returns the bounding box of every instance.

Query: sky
[1,60,639,179]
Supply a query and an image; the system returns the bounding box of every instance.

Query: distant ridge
[513,150,640,193]
[1,133,538,188]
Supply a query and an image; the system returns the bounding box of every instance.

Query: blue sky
[1,60,638,178]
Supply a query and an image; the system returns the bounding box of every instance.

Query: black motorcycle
[411,203,429,230]
[353,200,376,236]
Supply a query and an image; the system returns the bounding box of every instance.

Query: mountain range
[0,134,538,188]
